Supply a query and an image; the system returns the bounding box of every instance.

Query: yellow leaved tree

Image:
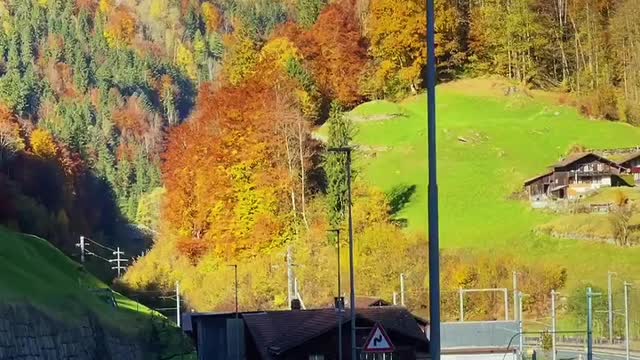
[365,0,426,96]
[30,128,58,159]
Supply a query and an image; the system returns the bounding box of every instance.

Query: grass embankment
[0,226,193,356]
[321,78,640,293]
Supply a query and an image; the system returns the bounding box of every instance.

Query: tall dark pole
[427,0,441,358]
[328,147,355,360]
[328,229,342,296]
[228,264,239,360]
[329,229,343,360]
[230,264,238,318]
[346,149,355,360]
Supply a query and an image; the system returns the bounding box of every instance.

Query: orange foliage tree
[162,82,294,260]
[0,104,24,159]
[112,95,162,156]
[104,6,138,48]
[201,2,222,32]
[278,2,368,107]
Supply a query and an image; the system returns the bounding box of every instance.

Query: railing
[569,170,615,176]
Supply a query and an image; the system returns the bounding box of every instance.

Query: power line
[84,237,117,253]
[86,251,111,263]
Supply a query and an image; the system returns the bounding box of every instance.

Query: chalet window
[309,355,325,360]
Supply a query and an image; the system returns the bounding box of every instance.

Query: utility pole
[608,271,617,344]
[624,282,631,360]
[77,236,86,263]
[400,273,406,306]
[109,247,128,277]
[513,271,519,321]
[329,229,342,360]
[229,265,238,318]
[328,147,355,360]
[518,291,524,359]
[587,287,602,360]
[427,0,441,356]
[551,290,558,360]
[176,282,181,327]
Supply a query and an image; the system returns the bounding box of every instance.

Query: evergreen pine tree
[324,101,354,229]
[7,34,21,72]
[297,0,327,28]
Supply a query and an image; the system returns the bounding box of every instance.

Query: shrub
[578,86,619,120]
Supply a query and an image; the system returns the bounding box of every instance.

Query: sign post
[363,323,395,353]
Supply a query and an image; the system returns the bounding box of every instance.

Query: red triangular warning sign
[363,322,395,353]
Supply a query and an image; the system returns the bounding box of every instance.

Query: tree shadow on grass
[387,184,417,217]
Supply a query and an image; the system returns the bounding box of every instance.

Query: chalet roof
[552,152,623,169]
[354,296,391,307]
[242,307,428,359]
[616,151,640,166]
[523,171,553,186]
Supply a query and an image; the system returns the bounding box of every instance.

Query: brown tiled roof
[243,309,341,359]
[616,151,640,165]
[523,171,553,186]
[553,152,622,168]
[242,307,428,359]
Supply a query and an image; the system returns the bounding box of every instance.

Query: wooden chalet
[617,151,640,184]
[185,307,429,360]
[524,152,629,200]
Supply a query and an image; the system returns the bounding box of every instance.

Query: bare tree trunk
[556,0,569,84]
[570,17,584,92]
[297,117,309,230]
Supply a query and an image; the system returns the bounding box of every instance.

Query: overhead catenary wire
[85,251,112,263]
[84,237,117,253]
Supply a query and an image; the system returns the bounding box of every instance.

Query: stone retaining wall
[0,305,145,360]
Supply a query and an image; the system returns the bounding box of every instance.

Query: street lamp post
[328,229,343,360]
[328,147,355,360]
[427,0,441,358]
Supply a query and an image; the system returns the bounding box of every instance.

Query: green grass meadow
[332,80,640,291]
[0,226,164,333]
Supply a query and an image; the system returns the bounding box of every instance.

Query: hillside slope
[0,226,192,358]
[338,79,640,289]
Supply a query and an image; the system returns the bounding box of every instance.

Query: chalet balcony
[568,170,615,177]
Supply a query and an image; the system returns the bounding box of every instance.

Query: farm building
[617,151,640,184]
[184,306,429,360]
[524,152,631,200]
